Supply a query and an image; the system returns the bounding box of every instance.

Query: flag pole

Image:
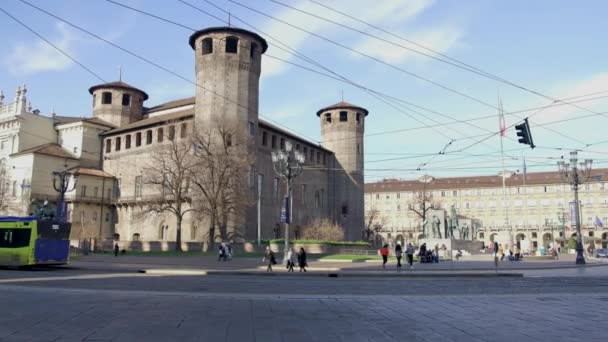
[498,93,512,250]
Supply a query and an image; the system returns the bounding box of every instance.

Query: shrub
[301,219,345,241]
[567,237,577,250]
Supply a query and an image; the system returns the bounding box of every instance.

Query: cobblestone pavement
[0,268,607,341]
[0,281,604,342]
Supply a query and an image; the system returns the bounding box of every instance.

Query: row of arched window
[201,36,259,58]
[105,122,188,153]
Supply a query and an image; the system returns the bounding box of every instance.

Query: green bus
[0,216,71,267]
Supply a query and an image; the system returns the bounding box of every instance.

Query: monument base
[420,238,484,257]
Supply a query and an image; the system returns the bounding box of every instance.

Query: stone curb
[138,269,524,278]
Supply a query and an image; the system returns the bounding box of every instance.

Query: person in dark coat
[263,246,276,272]
[114,243,119,257]
[298,247,307,272]
[394,242,403,269]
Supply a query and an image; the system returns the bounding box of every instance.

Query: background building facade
[365,170,608,250]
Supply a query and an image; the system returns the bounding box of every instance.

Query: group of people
[491,242,522,262]
[263,246,307,272]
[379,242,416,269]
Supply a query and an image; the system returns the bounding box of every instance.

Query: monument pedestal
[420,238,484,257]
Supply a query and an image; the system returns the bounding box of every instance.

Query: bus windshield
[0,229,32,248]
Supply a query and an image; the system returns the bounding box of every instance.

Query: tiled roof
[102,109,193,135]
[316,101,369,116]
[88,81,149,100]
[365,169,608,193]
[69,167,114,178]
[145,97,195,114]
[53,115,116,128]
[11,143,77,160]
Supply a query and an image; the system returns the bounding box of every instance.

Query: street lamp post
[271,141,305,264]
[557,151,592,264]
[52,165,79,223]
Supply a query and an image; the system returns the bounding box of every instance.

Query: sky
[1,0,608,182]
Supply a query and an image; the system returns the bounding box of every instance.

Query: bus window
[0,229,31,248]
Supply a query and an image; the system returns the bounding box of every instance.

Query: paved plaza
[0,263,608,342]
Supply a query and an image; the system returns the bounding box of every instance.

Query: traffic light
[515,118,535,149]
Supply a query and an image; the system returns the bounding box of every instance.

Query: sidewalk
[69,253,607,277]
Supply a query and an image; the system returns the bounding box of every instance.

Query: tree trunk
[175,215,183,252]
[208,213,216,250]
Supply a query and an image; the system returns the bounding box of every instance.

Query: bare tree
[363,208,385,245]
[408,188,441,236]
[189,123,254,249]
[0,162,14,214]
[143,132,197,252]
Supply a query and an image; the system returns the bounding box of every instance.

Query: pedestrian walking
[114,242,119,257]
[394,242,403,269]
[434,244,440,263]
[287,247,296,272]
[298,247,307,272]
[499,244,505,261]
[379,244,389,269]
[218,244,225,261]
[406,243,415,269]
[263,246,276,272]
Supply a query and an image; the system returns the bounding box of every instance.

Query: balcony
[115,194,176,204]
[64,193,111,204]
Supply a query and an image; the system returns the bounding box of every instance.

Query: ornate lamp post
[52,165,79,223]
[271,141,305,263]
[557,151,592,264]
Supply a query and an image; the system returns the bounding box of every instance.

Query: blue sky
[1,0,607,182]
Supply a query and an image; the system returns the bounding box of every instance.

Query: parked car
[595,249,608,258]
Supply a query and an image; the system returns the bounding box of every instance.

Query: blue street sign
[280,197,290,223]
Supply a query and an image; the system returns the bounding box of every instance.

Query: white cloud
[4,22,78,75]
[352,27,463,64]
[529,72,608,124]
[260,0,435,78]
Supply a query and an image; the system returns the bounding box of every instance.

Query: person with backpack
[406,243,415,269]
[379,244,389,269]
[394,242,403,269]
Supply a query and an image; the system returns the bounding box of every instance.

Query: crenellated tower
[318,101,368,240]
[189,27,267,139]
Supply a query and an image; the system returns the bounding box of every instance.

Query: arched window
[146,130,152,144]
[202,37,213,55]
[115,137,121,151]
[339,111,348,122]
[250,42,258,58]
[135,132,141,147]
[125,135,131,149]
[105,139,111,153]
[157,128,164,142]
[226,36,238,53]
[132,233,140,241]
[102,92,112,104]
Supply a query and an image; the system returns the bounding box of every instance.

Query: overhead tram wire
[226,0,500,111]
[227,0,608,148]
[103,0,465,143]
[17,0,318,145]
[225,0,597,149]
[104,0,608,150]
[0,7,106,84]
[187,0,510,151]
[301,0,608,123]
[187,0,467,142]
[20,0,607,159]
